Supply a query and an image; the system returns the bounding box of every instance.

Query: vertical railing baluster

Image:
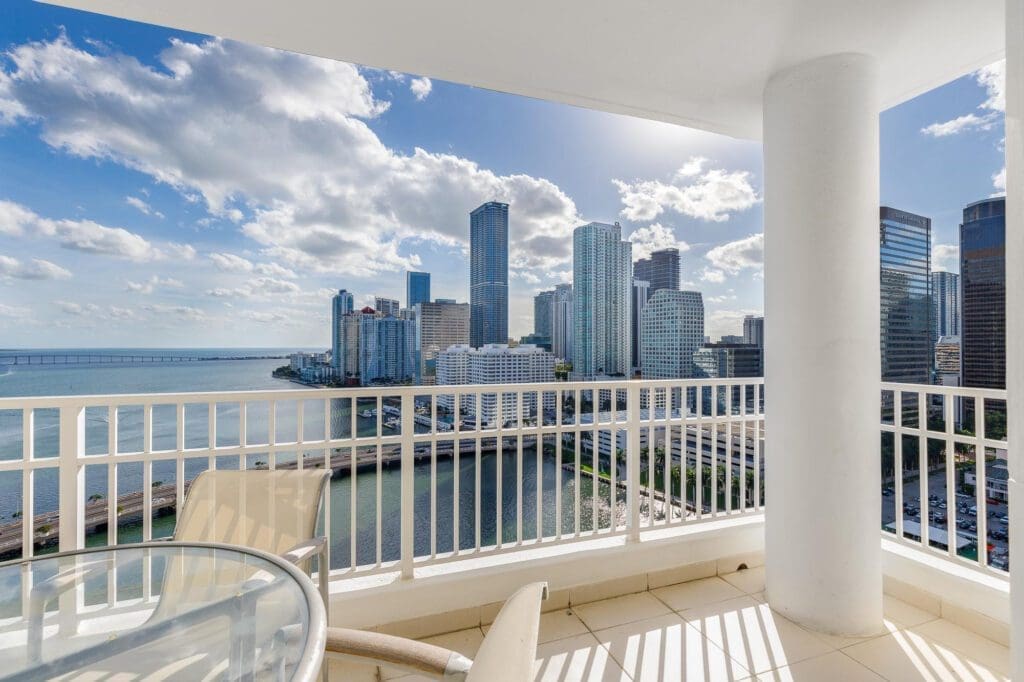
[917,391,929,549]
[627,383,641,541]
[207,402,217,471]
[375,443,382,568]
[516,392,523,545]
[238,401,248,469]
[430,440,437,558]
[977,396,988,568]
[349,444,357,570]
[944,393,956,559]
[740,385,747,512]
[894,391,904,540]
[58,404,85,553]
[453,398,461,553]
[474,434,482,551]
[754,383,762,509]
[268,401,277,469]
[696,387,704,520]
[555,390,563,541]
[21,408,33,559]
[296,400,305,470]
[400,393,415,579]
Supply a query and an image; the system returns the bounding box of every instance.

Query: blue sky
[0,0,1006,348]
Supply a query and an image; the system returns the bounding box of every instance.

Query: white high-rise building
[572,222,631,379]
[640,290,704,379]
[550,283,574,363]
[436,344,555,426]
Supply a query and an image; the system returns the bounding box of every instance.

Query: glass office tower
[470,202,509,347]
[960,197,1005,389]
[572,222,631,379]
[879,207,932,384]
[633,247,680,299]
[406,271,431,309]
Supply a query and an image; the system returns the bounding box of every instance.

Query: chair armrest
[27,557,115,663]
[325,627,472,680]
[281,536,326,566]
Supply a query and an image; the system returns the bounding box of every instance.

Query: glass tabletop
[0,542,325,681]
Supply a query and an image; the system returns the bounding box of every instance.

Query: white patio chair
[323,582,547,681]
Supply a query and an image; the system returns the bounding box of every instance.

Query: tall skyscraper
[572,222,631,379]
[960,197,1005,389]
[331,289,354,374]
[630,278,650,373]
[931,271,960,341]
[374,296,400,318]
[406,271,431,309]
[880,207,932,384]
[359,315,417,385]
[415,301,470,384]
[639,290,703,379]
[533,289,555,339]
[470,201,509,347]
[550,283,574,362]
[743,315,764,348]
[633,248,680,299]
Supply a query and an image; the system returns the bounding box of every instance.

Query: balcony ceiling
[39,0,1004,140]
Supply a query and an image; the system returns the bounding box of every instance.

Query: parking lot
[881,466,1009,570]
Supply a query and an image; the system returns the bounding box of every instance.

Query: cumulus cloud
[0,199,188,262]
[921,60,1005,137]
[141,303,206,321]
[628,223,690,261]
[0,34,580,276]
[0,255,71,280]
[701,269,725,284]
[0,303,29,318]
[921,113,998,137]
[934,243,959,272]
[705,233,763,274]
[55,300,99,315]
[125,275,184,294]
[993,167,1006,194]
[409,76,432,100]
[125,195,164,219]
[205,276,299,299]
[613,157,759,223]
[208,252,297,278]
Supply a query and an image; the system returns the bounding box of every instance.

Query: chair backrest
[175,469,330,556]
[466,582,547,682]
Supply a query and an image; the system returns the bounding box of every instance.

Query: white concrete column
[762,53,883,636]
[1005,0,1023,675]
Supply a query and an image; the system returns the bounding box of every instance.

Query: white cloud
[141,303,206,321]
[0,303,29,317]
[701,268,725,284]
[0,255,71,280]
[0,200,184,262]
[125,195,164,219]
[613,157,759,223]
[920,113,998,138]
[0,34,580,276]
[628,223,691,260]
[205,276,299,299]
[125,275,184,294]
[409,76,432,101]
[55,300,99,315]
[705,233,763,274]
[934,243,959,272]
[920,60,1005,137]
[993,167,1006,194]
[977,61,1005,113]
[209,252,254,272]
[208,252,296,278]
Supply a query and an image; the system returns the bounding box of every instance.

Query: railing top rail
[0,376,766,408]
[880,381,1007,400]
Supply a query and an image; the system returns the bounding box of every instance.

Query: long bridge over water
[0,353,288,366]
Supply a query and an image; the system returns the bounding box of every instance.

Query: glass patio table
[0,542,326,681]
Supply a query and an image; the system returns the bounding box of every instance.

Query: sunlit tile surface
[346,570,1010,682]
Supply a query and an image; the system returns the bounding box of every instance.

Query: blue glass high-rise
[470,201,509,347]
[406,271,431,309]
[960,197,1005,389]
[331,289,354,375]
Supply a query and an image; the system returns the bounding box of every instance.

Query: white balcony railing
[0,378,1009,603]
[880,382,1009,576]
[0,378,765,589]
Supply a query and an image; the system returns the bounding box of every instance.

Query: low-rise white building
[437,344,556,426]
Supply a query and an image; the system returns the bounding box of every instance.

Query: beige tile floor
[327,565,1010,681]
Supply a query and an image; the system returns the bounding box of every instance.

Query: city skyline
[0,0,1007,348]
